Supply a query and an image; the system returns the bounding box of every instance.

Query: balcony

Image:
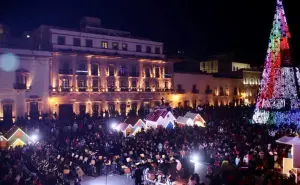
[78,87,87,92]
[92,87,99,92]
[177,89,185,94]
[120,87,129,92]
[118,72,128,77]
[129,72,139,77]
[164,74,172,78]
[108,87,115,92]
[192,89,200,94]
[59,69,73,75]
[130,87,138,92]
[61,87,70,92]
[205,89,212,95]
[145,87,151,92]
[14,83,27,90]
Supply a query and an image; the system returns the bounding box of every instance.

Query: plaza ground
[79,162,209,185]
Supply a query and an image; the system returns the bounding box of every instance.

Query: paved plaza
[81,175,134,185]
[79,162,209,185]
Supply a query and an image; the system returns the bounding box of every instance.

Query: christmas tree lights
[253,0,300,124]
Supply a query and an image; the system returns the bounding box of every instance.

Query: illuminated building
[31,17,173,118]
[199,54,251,74]
[173,54,262,107]
[0,48,51,122]
[172,72,245,107]
[242,69,261,105]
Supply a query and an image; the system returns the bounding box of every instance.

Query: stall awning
[276,136,300,145]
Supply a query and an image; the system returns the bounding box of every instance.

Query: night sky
[0,0,299,66]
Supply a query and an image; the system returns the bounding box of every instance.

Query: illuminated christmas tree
[253,0,300,124]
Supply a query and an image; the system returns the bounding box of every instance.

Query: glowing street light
[31,134,38,142]
[111,123,117,130]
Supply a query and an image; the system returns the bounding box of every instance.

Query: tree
[253,0,300,124]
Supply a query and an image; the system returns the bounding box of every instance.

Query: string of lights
[253,0,300,124]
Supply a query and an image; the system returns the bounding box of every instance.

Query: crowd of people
[0,105,299,185]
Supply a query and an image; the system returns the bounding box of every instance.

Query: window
[130,65,138,77]
[57,36,65,45]
[29,102,39,120]
[73,38,81,46]
[102,41,108,49]
[145,80,150,88]
[86,39,93,47]
[107,79,115,87]
[79,105,86,116]
[92,104,99,115]
[108,104,115,113]
[146,46,151,53]
[120,104,126,115]
[136,45,142,52]
[120,80,126,87]
[155,47,160,54]
[78,63,87,71]
[60,61,71,74]
[91,64,99,76]
[122,43,128,51]
[155,81,159,88]
[119,65,126,75]
[192,84,197,90]
[108,65,115,76]
[145,68,151,77]
[131,80,137,88]
[155,67,160,78]
[131,102,137,111]
[220,87,224,95]
[234,87,238,95]
[78,80,86,88]
[112,42,119,50]
[165,81,169,89]
[16,74,27,85]
[92,79,98,88]
[164,67,169,74]
[225,86,229,96]
[62,79,69,88]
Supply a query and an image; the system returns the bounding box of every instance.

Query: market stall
[144,109,176,129]
[176,112,205,127]
[276,136,300,183]
[0,126,33,148]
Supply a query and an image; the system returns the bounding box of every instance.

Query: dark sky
[0,0,299,66]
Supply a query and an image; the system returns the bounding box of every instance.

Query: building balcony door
[30,102,39,120]
[58,104,73,120]
[79,105,86,117]
[184,101,189,108]
[193,99,197,108]
[3,104,12,124]
[92,104,99,117]
[144,102,150,115]
[120,104,126,116]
